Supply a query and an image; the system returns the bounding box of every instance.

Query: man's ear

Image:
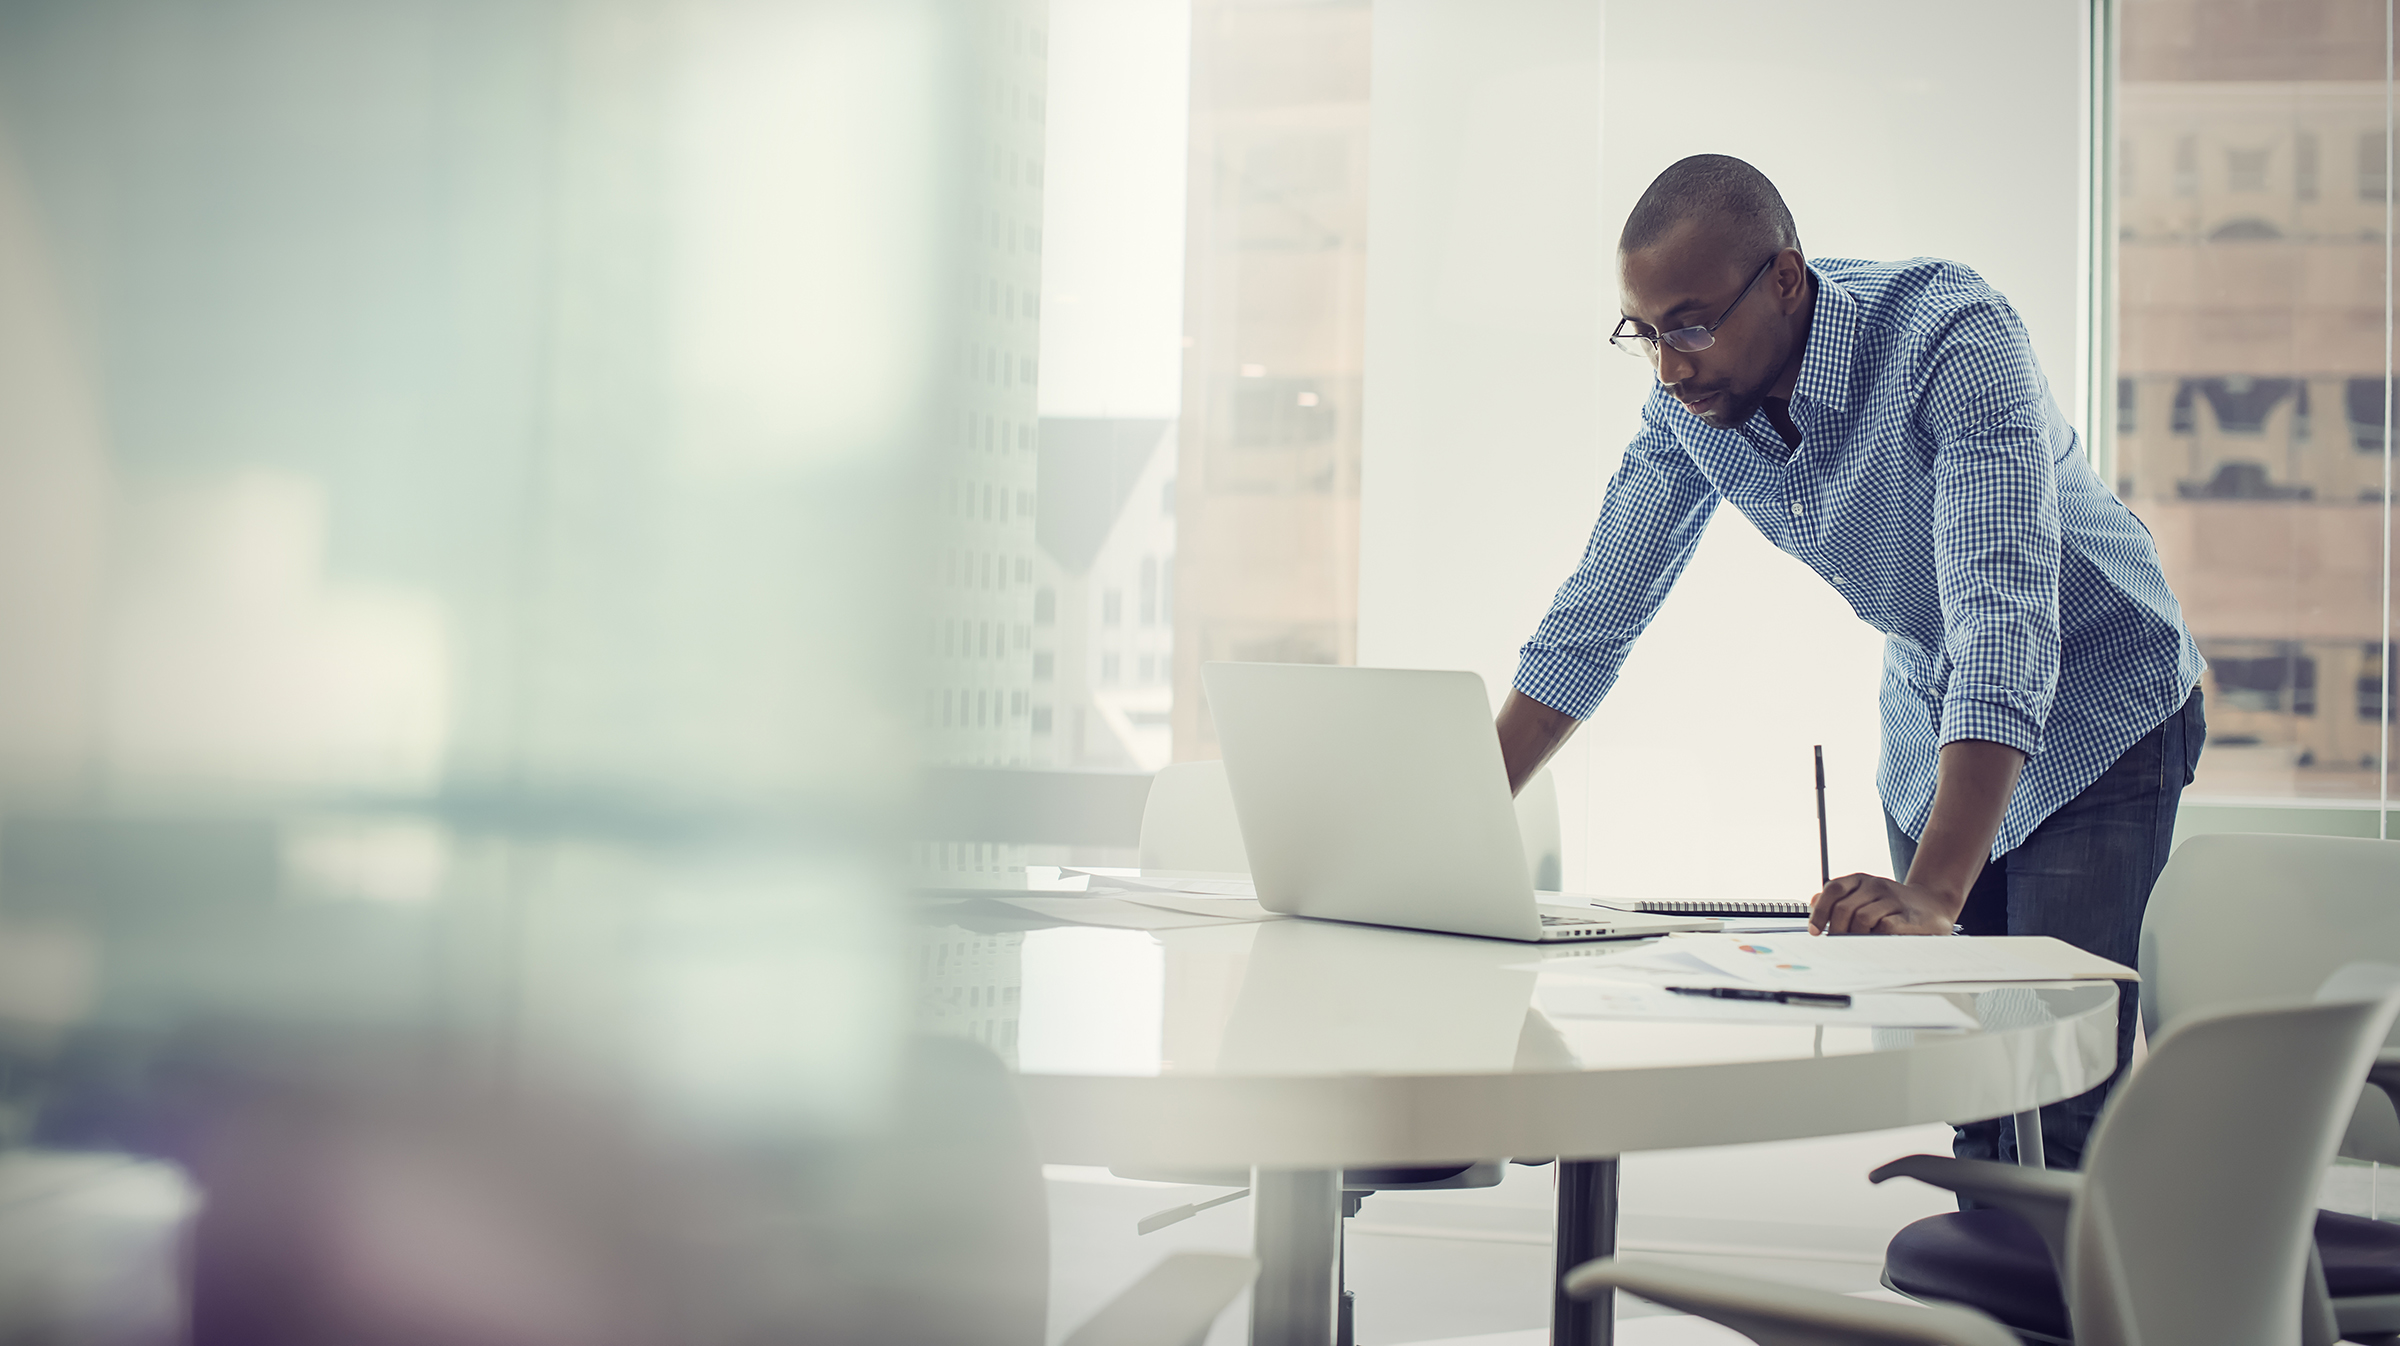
[1773,249,1809,311]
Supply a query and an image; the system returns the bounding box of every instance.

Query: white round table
[927,915,2121,1346]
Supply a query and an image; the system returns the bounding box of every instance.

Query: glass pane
[1030,0,1368,773]
[2116,0,2394,800]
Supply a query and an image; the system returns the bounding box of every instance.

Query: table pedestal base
[1251,1168,1341,1346]
[1554,1158,1620,1346]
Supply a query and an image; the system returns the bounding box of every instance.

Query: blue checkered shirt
[1517,257,2203,857]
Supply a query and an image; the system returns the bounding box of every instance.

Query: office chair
[1123,759,1567,1344]
[1865,833,2400,1344]
[2136,833,2400,1343]
[1562,969,2400,1346]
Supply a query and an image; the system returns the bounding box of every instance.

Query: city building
[2117,0,2393,796]
[927,0,1049,774]
[1169,0,1372,760]
[1030,418,1179,771]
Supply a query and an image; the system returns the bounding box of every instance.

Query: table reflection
[921,908,2117,1083]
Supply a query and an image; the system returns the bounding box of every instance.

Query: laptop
[1202,662,1720,943]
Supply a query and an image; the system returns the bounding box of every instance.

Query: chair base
[1882,1214,2400,1345]
[1879,1267,2070,1346]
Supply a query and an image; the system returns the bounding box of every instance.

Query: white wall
[1361,0,2089,899]
[1356,0,1608,740]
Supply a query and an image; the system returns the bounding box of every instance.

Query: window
[1032,652,1053,681]
[2116,1,2392,801]
[2351,379,2388,454]
[1031,706,1053,734]
[2207,644,2317,716]
[2363,645,2394,722]
[1033,587,1055,624]
[2226,145,2270,193]
[1025,0,1362,772]
[2198,377,2298,435]
[2206,217,2283,242]
[1231,379,1337,448]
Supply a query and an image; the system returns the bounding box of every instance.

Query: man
[1495,154,2205,1169]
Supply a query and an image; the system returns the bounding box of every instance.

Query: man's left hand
[1810,874,1961,935]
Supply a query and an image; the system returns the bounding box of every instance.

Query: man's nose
[1655,344,1697,386]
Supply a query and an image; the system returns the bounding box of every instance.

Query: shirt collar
[1790,265,1858,411]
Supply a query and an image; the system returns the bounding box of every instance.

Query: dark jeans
[1885,686,2206,1172]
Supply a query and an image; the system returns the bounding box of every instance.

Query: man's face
[1617,221,1803,430]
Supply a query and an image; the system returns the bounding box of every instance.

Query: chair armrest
[1563,1258,2020,1346]
[1063,1252,1258,1346]
[1870,1154,2082,1284]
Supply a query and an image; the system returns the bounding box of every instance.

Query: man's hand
[1814,738,2026,936]
[1496,691,1580,797]
[1810,874,1962,936]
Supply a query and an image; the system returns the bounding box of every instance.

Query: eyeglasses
[1610,255,1778,360]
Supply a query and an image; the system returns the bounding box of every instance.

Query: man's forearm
[1497,690,1580,796]
[1904,739,2027,915]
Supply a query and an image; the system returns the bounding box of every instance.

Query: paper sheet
[1662,932,2136,991]
[993,896,1255,930]
[1109,894,1282,923]
[1062,868,1258,898]
[1535,979,1980,1029]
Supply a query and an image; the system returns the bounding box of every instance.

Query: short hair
[1619,154,1801,261]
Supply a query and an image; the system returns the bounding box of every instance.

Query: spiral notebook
[1629,898,1812,919]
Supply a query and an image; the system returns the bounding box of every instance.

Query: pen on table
[1667,985,1853,1008]
[1814,744,1831,888]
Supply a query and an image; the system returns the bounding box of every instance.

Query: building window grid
[2109,4,2392,815]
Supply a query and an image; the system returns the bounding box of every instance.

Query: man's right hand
[1496,690,1581,796]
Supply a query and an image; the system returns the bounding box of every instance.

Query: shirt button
[1831,576,1847,586]
[1790,502,1804,516]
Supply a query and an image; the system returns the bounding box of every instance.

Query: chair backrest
[2139,832,2400,1161]
[1517,768,1563,890]
[2068,983,2400,1346]
[1137,759,1563,885]
[1138,760,1248,871]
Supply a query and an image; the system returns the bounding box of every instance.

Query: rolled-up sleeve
[1515,392,1721,719]
[1922,304,2063,757]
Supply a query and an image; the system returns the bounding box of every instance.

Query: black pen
[1814,744,1831,888]
[1667,985,1853,1009]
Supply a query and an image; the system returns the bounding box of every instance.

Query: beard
[1688,379,1771,429]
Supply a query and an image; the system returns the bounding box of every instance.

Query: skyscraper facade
[2117,0,2394,797]
[1169,0,1372,761]
[930,0,1049,772]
